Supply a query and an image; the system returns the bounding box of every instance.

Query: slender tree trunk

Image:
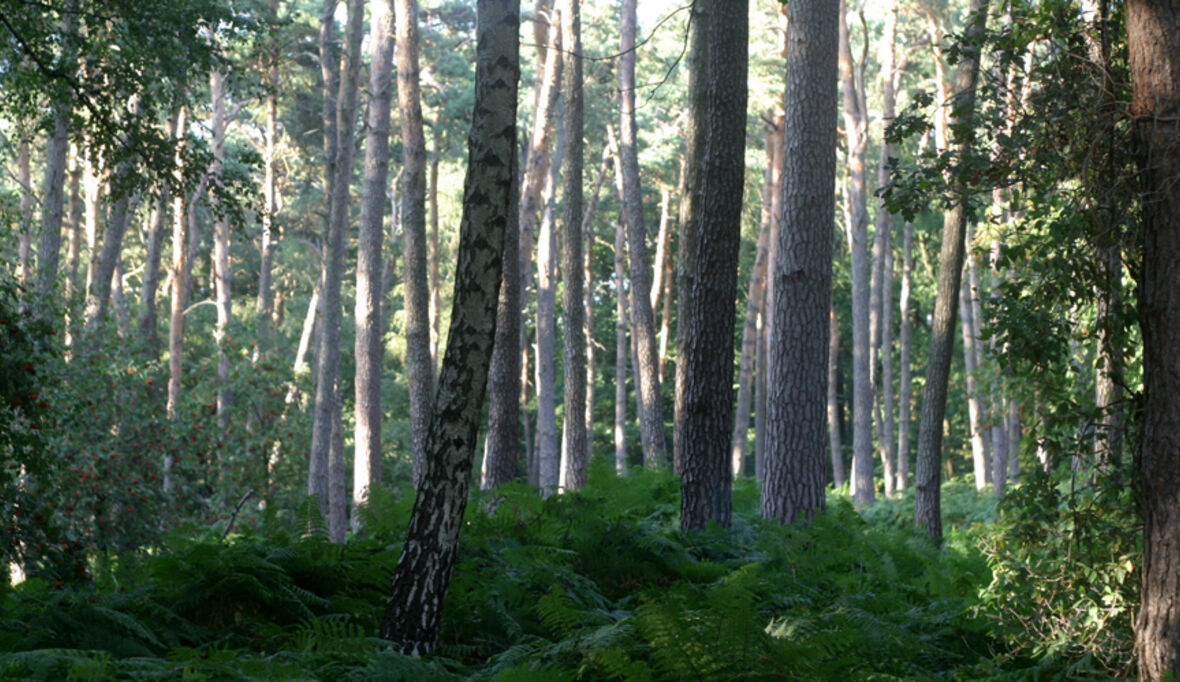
[16,130,32,287]
[257,0,281,354]
[732,119,778,479]
[838,1,874,507]
[164,105,190,496]
[209,70,234,478]
[535,118,563,495]
[614,204,629,475]
[914,0,989,540]
[559,0,588,492]
[581,147,609,456]
[429,126,442,365]
[827,303,846,489]
[1128,1,1180,677]
[354,0,394,518]
[398,0,434,491]
[762,0,837,524]
[618,0,666,471]
[959,265,988,489]
[658,188,675,380]
[677,0,747,531]
[35,10,75,318]
[64,146,83,308]
[140,106,181,361]
[379,0,518,650]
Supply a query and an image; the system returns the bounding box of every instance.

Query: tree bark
[614,197,630,476]
[762,0,838,524]
[677,0,747,531]
[164,105,190,496]
[875,0,900,497]
[34,10,75,319]
[559,0,588,493]
[959,262,988,490]
[1128,1,1180,677]
[354,0,394,519]
[398,0,434,491]
[209,70,234,474]
[914,0,989,541]
[379,0,518,651]
[257,0,281,355]
[535,117,564,495]
[897,219,913,491]
[839,0,873,507]
[828,304,846,489]
[16,130,32,287]
[618,0,667,471]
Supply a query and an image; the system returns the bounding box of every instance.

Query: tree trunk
[614,199,630,475]
[535,117,564,495]
[838,0,874,507]
[209,70,234,479]
[897,219,913,491]
[379,0,518,651]
[1128,1,1180,677]
[354,0,394,519]
[429,127,442,366]
[35,10,75,319]
[164,105,190,496]
[762,0,837,524]
[677,0,747,531]
[559,0,588,492]
[914,0,989,541]
[16,130,32,287]
[618,0,666,471]
[257,0,281,355]
[398,0,434,491]
[732,118,778,479]
[959,265,988,489]
[828,304,846,489]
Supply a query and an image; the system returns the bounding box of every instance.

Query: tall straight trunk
[614,208,629,475]
[677,0,748,531]
[429,127,442,365]
[310,0,363,542]
[64,146,83,307]
[209,70,234,462]
[651,188,670,311]
[35,10,75,317]
[308,0,340,517]
[82,145,102,307]
[559,0,588,492]
[535,119,563,495]
[839,0,873,506]
[354,0,395,516]
[1128,1,1180,677]
[618,0,666,470]
[164,105,190,496]
[581,147,609,455]
[762,0,838,524]
[398,0,434,490]
[959,266,988,489]
[140,106,181,360]
[914,0,989,540]
[380,0,518,650]
[83,149,137,337]
[257,0,281,354]
[828,304,846,488]
[17,131,32,286]
[875,0,900,497]
[732,119,778,478]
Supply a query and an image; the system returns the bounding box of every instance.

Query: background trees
[0,0,1170,675]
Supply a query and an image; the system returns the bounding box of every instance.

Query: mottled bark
[677,0,747,531]
[398,0,434,491]
[559,0,588,492]
[379,0,518,651]
[619,0,666,470]
[761,0,838,524]
[914,0,988,541]
[1128,1,1180,677]
[354,0,394,519]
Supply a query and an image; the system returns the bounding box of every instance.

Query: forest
[1,0,1178,678]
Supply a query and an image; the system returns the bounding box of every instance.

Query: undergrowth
[0,459,1123,680]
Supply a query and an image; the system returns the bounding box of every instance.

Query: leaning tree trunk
[1128,1,1180,677]
[559,0,588,493]
[619,0,666,470]
[354,0,394,520]
[398,0,434,491]
[378,0,519,652]
[677,0,748,531]
[839,0,873,507]
[914,0,989,541]
[761,0,838,524]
